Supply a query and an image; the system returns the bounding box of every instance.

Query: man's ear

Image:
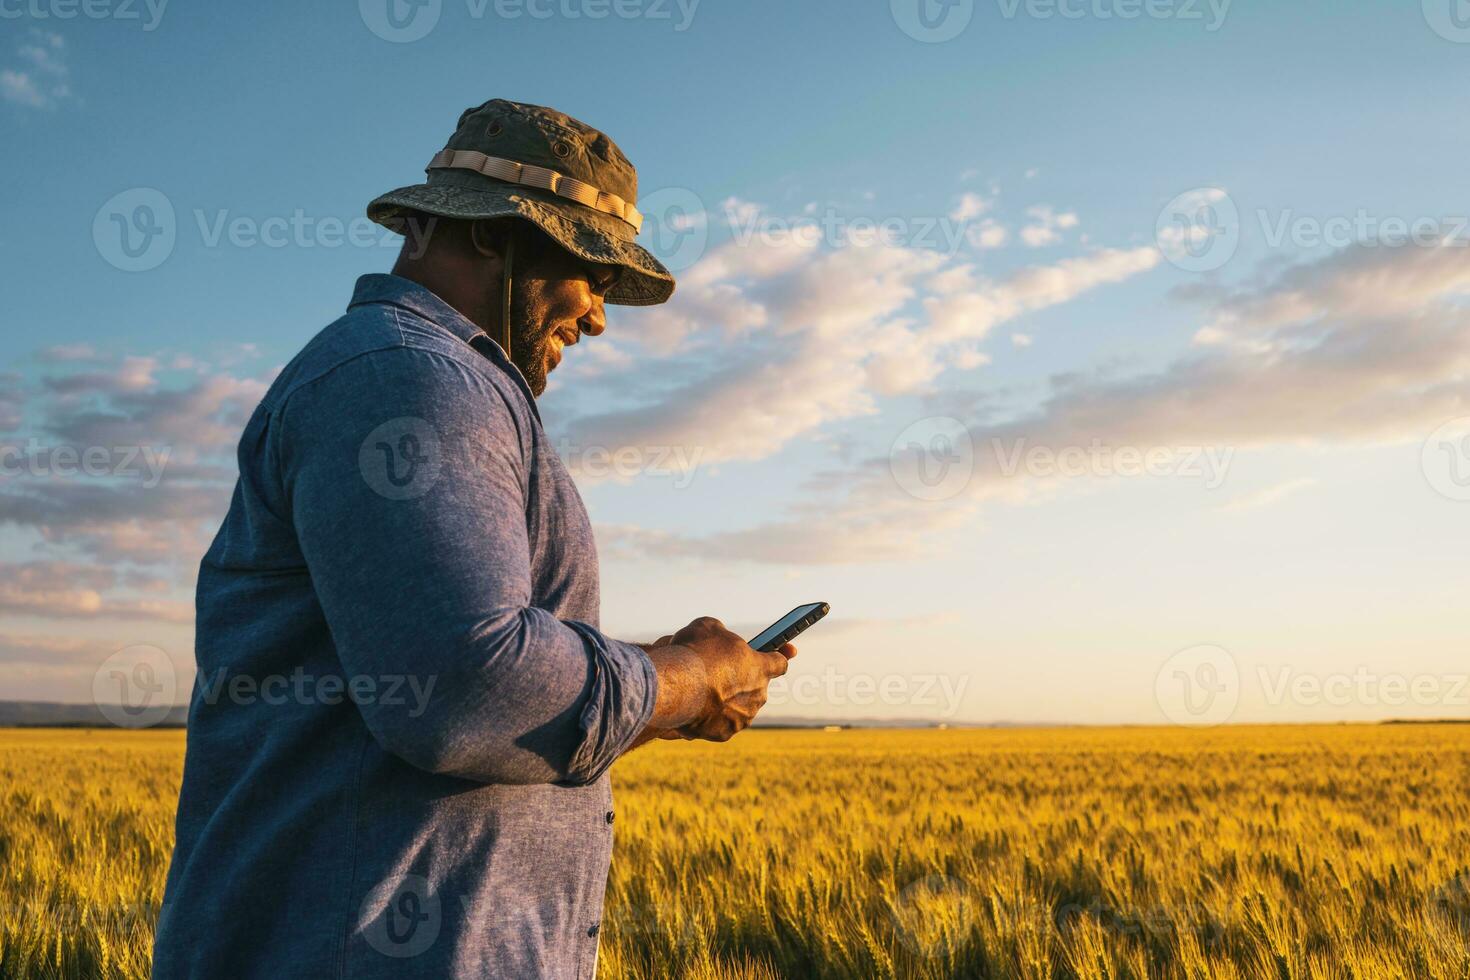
[469,220,507,261]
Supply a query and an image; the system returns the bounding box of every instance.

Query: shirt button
[605,810,615,824]
[587,923,600,937]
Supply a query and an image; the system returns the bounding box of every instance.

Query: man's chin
[510,336,558,397]
[515,355,549,398]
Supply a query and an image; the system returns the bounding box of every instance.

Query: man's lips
[548,327,579,368]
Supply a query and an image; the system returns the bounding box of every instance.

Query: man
[152,98,795,979]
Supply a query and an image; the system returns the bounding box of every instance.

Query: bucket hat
[368,98,675,307]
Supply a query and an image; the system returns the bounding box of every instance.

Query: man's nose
[579,295,606,337]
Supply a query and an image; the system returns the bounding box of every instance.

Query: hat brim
[367,177,675,307]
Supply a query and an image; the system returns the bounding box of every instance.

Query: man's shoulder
[261,298,520,419]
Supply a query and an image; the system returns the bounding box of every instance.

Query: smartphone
[748,602,830,653]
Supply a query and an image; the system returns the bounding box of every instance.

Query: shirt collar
[348,273,541,424]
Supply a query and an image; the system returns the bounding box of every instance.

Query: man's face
[508,245,620,397]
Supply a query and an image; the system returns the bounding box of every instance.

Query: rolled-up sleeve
[275,345,657,785]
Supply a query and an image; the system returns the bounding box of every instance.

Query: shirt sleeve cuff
[558,621,659,785]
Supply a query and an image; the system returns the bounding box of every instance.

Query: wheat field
[2,725,1468,979]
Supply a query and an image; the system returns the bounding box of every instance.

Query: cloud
[0,560,193,623]
[972,220,1009,250]
[36,343,105,364]
[627,233,820,354]
[43,370,267,456]
[0,373,22,431]
[0,345,264,695]
[951,192,992,222]
[1019,206,1080,248]
[565,207,1156,474]
[1,351,262,577]
[568,238,932,466]
[1193,239,1470,338]
[1218,478,1318,514]
[573,334,880,467]
[2,30,71,109]
[42,354,159,396]
[923,247,1161,344]
[18,33,67,76]
[602,239,1470,564]
[1034,243,1470,450]
[1,70,49,109]
[954,347,992,370]
[1157,188,1230,258]
[598,506,968,565]
[0,631,116,669]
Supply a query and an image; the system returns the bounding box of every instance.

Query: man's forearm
[620,643,709,753]
[624,727,673,752]
[638,643,707,729]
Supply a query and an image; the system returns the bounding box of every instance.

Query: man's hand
[638,617,796,744]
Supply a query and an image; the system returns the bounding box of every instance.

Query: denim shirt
[152,274,659,979]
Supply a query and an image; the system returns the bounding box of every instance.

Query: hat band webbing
[428,148,644,233]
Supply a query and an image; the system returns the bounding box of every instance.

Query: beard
[506,289,558,398]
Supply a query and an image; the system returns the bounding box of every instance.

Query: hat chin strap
[500,233,515,361]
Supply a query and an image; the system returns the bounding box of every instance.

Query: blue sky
[3,0,1469,726]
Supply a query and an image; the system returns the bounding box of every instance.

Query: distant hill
[0,701,188,728]
[0,702,1054,731]
[753,715,1069,729]
[7,704,1452,730]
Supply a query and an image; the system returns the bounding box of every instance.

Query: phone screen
[748,602,829,653]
